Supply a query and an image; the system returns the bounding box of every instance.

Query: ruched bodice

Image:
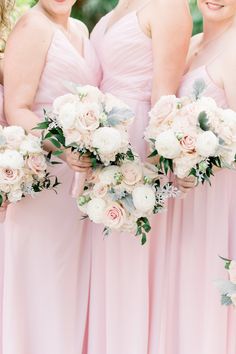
[33,28,101,118]
[178,65,228,108]
[91,11,152,103]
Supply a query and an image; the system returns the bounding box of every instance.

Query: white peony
[3,126,25,149]
[20,134,42,155]
[8,189,23,203]
[57,102,78,130]
[195,131,219,157]
[0,150,24,169]
[76,85,103,104]
[99,166,121,185]
[155,130,181,159]
[132,185,156,213]
[92,127,122,155]
[86,197,106,223]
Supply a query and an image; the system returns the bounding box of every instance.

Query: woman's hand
[176,175,196,194]
[65,150,92,172]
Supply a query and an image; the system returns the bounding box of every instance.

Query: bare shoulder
[12,10,53,37]
[70,18,89,38]
[149,0,192,32]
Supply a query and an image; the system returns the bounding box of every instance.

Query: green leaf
[198,111,210,131]
[141,233,147,245]
[221,294,233,306]
[52,150,64,156]
[33,121,49,130]
[148,149,158,158]
[49,138,62,148]
[0,194,3,207]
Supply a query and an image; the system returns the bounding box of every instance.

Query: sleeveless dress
[149,66,236,354]
[3,28,101,354]
[86,9,164,354]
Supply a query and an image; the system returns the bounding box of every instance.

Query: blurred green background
[15,0,203,34]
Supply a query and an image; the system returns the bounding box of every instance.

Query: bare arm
[222,48,236,111]
[150,0,192,105]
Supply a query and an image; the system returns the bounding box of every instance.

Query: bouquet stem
[70,171,87,198]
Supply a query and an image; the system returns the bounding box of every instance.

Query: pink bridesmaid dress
[0,84,6,354]
[149,67,236,354]
[85,7,159,354]
[3,23,101,354]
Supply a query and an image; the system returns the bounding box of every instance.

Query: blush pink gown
[149,66,236,354]
[86,9,163,354]
[2,28,101,354]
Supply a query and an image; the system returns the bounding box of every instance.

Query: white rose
[174,154,201,179]
[120,161,143,186]
[86,197,106,223]
[0,150,24,169]
[58,102,78,130]
[64,129,82,146]
[8,189,23,203]
[197,97,218,112]
[75,103,101,133]
[53,94,78,114]
[195,131,219,157]
[149,95,178,121]
[99,166,121,185]
[132,185,156,213]
[76,85,103,104]
[155,130,181,159]
[92,127,122,155]
[20,134,42,155]
[219,109,236,143]
[3,126,25,149]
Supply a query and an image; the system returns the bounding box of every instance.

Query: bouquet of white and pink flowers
[36,85,135,166]
[0,125,59,207]
[145,80,236,184]
[77,159,178,244]
[215,257,236,307]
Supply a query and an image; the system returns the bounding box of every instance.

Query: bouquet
[77,158,178,244]
[145,80,236,184]
[215,257,236,307]
[0,125,59,211]
[35,85,135,196]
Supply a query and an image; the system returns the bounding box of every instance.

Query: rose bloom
[92,183,108,198]
[99,166,121,185]
[229,261,236,284]
[92,127,122,155]
[53,93,79,114]
[8,189,23,203]
[86,197,106,223]
[75,103,101,133]
[65,129,82,146]
[27,154,47,174]
[20,134,42,155]
[0,167,23,185]
[3,126,25,149]
[155,130,181,159]
[132,185,156,213]
[86,167,102,184]
[150,95,178,121]
[120,161,142,186]
[104,202,126,230]
[180,135,196,153]
[0,150,24,169]
[217,109,236,144]
[195,131,219,157]
[76,85,103,105]
[57,102,78,130]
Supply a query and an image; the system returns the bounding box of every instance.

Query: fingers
[65,150,92,172]
[176,176,196,193]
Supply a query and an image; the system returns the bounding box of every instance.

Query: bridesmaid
[0,2,14,353]
[3,1,100,354]
[152,1,236,353]
[75,1,192,353]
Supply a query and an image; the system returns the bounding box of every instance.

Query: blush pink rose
[93,183,108,198]
[121,162,142,186]
[0,168,23,185]
[76,104,100,132]
[180,135,196,153]
[104,203,126,230]
[27,155,47,174]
